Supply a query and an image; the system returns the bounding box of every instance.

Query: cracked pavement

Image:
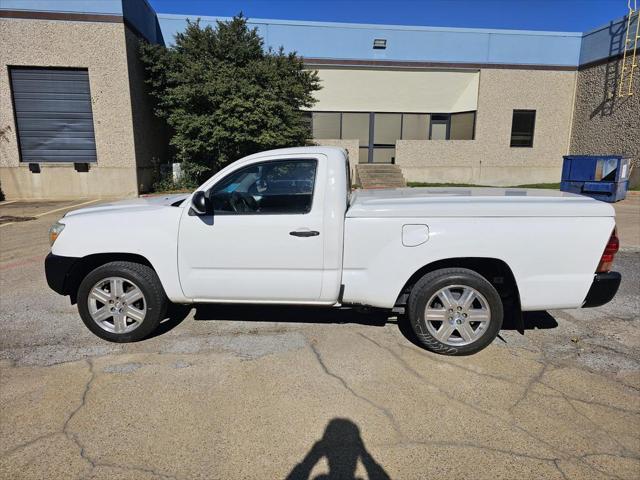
[1,199,639,479]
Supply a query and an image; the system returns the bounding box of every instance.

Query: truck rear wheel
[407,268,503,355]
[77,261,168,342]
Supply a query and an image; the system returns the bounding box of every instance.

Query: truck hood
[63,194,189,218]
[347,187,615,218]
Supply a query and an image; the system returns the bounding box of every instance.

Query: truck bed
[347,187,615,218]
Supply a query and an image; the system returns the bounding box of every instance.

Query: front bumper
[582,272,621,308]
[45,253,78,295]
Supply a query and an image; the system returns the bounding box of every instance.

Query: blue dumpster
[560,155,630,202]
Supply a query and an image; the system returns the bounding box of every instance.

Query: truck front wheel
[77,261,168,342]
[407,268,503,355]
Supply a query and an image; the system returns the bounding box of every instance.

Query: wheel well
[65,253,154,304]
[395,257,520,307]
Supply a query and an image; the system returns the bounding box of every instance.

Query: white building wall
[312,67,479,112]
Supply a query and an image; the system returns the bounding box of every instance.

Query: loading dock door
[9,68,97,163]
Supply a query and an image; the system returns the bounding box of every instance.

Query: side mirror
[191,190,212,215]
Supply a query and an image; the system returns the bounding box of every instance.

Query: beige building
[0,6,163,200]
[308,65,576,186]
[0,2,637,199]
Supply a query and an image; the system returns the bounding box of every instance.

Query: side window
[210,159,317,214]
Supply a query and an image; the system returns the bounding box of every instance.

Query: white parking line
[0,199,101,228]
[0,200,18,206]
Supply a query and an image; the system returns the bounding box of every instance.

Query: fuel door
[402,224,429,247]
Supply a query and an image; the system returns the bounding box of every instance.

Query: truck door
[177,156,325,302]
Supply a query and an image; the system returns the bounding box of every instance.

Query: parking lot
[1,196,639,479]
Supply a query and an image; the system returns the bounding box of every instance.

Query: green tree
[139,15,321,187]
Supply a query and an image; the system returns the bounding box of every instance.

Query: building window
[450,111,476,140]
[310,111,476,163]
[312,112,341,139]
[9,67,97,163]
[510,110,536,147]
[401,114,430,140]
[341,113,370,145]
[373,113,401,144]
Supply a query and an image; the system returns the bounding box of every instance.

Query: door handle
[290,230,320,237]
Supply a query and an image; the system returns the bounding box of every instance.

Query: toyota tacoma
[45,147,621,355]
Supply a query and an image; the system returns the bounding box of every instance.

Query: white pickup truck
[46,147,621,355]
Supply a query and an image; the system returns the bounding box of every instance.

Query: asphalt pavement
[0,197,638,479]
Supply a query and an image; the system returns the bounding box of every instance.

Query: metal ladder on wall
[619,0,640,96]
[603,19,626,115]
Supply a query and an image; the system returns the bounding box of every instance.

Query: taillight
[596,228,619,273]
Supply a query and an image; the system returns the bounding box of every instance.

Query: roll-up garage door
[9,68,97,163]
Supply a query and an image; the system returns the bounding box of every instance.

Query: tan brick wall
[396,68,577,186]
[313,139,359,178]
[0,18,138,199]
[570,57,640,188]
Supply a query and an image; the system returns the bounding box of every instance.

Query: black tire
[77,261,168,342]
[407,268,503,355]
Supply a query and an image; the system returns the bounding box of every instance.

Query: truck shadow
[286,418,390,480]
[191,304,391,326]
[155,303,558,346]
[152,304,391,338]
[510,311,559,330]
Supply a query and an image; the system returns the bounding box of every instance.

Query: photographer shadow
[287,418,390,480]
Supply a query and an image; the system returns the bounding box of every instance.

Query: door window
[429,114,449,140]
[210,160,317,214]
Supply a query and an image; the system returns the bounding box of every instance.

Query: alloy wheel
[87,276,147,334]
[424,285,491,346]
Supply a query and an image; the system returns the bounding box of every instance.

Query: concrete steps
[356,164,407,189]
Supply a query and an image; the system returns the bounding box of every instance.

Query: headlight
[49,221,65,246]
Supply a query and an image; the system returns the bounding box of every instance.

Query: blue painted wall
[0,0,123,14]
[158,14,583,66]
[123,0,164,44]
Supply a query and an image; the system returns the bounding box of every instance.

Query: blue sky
[148,0,623,32]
